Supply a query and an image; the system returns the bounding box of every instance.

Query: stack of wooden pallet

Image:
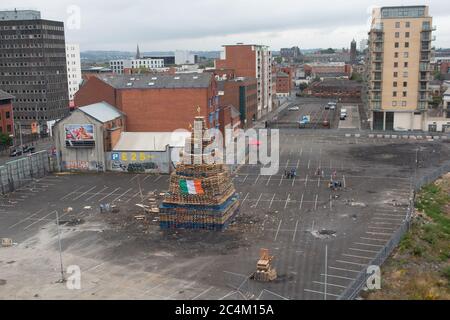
[159,117,239,231]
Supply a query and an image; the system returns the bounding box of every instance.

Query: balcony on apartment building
[418,102,427,111]
[373,54,383,62]
[370,101,381,110]
[420,53,431,62]
[419,63,432,72]
[422,25,437,32]
[373,45,383,53]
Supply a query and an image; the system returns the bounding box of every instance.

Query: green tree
[0,133,12,146]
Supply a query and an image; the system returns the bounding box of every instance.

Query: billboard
[64,124,95,147]
[65,124,94,141]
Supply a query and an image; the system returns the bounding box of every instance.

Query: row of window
[394,42,410,48]
[1,71,66,76]
[0,125,13,134]
[0,43,65,49]
[395,32,410,38]
[0,24,64,31]
[0,34,65,40]
[392,91,408,97]
[1,80,46,85]
[0,53,43,58]
[393,71,409,78]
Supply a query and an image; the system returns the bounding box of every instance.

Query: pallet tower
[159,117,239,230]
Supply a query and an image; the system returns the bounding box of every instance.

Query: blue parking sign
[112,153,119,161]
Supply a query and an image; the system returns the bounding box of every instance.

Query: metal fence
[0,150,54,194]
[338,160,450,300]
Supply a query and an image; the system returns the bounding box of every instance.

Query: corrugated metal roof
[0,89,14,100]
[99,73,212,89]
[78,102,123,123]
[113,132,190,152]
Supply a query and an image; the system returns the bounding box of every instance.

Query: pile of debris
[252,249,277,282]
[159,117,239,231]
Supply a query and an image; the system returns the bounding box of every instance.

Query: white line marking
[274,220,282,241]
[314,194,318,211]
[23,210,57,230]
[98,187,121,202]
[349,247,379,254]
[343,175,346,188]
[328,266,361,273]
[191,286,214,300]
[8,209,44,229]
[360,237,388,242]
[354,242,384,248]
[279,173,284,186]
[111,188,133,203]
[321,273,355,281]
[269,193,276,208]
[299,193,304,210]
[254,174,260,185]
[304,289,339,298]
[284,194,290,209]
[292,220,299,242]
[242,174,248,183]
[305,174,308,187]
[366,231,392,236]
[72,186,97,201]
[336,260,367,267]
[266,175,272,186]
[60,186,84,200]
[313,281,346,289]
[241,192,249,205]
[85,187,108,201]
[343,254,373,260]
[308,159,311,169]
[254,193,262,208]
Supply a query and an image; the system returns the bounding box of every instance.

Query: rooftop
[0,89,14,101]
[99,73,212,89]
[311,79,363,88]
[0,10,41,21]
[113,132,190,152]
[78,102,124,123]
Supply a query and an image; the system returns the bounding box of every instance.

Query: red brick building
[74,73,219,132]
[217,77,258,128]
[275,72,290,97]
[215,44,273,118]
[0,90,14,135]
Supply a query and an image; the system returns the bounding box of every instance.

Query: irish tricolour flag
[179,179,204,195]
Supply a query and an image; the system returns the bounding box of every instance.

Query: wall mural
[109,152,162,173]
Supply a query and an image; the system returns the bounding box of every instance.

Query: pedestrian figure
[316,167,321,176]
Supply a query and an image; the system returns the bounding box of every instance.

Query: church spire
[135,44,141,59]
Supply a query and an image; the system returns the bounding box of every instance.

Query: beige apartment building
[367,6,435,131]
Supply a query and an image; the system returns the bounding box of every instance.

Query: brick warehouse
[74,73,220,132]
[0,89,14,135]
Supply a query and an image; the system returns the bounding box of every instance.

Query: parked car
[9,148,23,157]
[340,108,347,120]
[23,146,36,154]
[325,104,330,110]
[288,106,300,111]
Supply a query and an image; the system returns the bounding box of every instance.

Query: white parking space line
[23,210,57,230]
[304,288,339,298]
[368,226,397,231]
[292,176,296,187]
[129,174,139,182]
[314,194,318,211]
[266,175,272,186]
[349,247,379,254]
[142,175,153,182]
[343,175,346,188]
[336,260,367,267]
[241,192,249,206]
[254,174,260,185]
[307,159,311,169]
[153,175,163,183]
[279,174,284,186]
[284,194,290,209]
[354,242,384,248]
[299,193,304,210]
[8,209,44,229]
[305,174,308,187]
[328,266,361,273]
[60,186,84,200]
[360,237,388,242]
[372,216,405,221]
[98,187,121,202]
[274,220,282,241]
[343,254,373,260]
[191,286,214,300]
[313,281,346,289]
[366,231,392,236]
[254,193,262,208]
[111,188,133,203]
[125,191,141,204]
[72,186,97,201]
[269,193,276,209]
[292,220,299,242]
[320,273,355,281]
[85,187,108,201]
[242,174,248,183]
[296,159,300,169]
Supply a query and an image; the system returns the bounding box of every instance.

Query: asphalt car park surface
[0,130,449,300]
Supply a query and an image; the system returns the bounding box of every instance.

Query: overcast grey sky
[3,0,450,51]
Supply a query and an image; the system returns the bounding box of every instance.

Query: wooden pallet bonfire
[159,117,240,230]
